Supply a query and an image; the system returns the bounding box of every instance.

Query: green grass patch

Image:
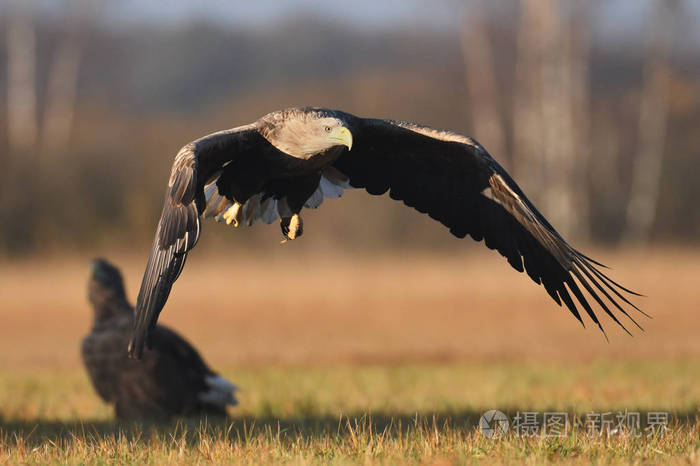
[1,361,698,464]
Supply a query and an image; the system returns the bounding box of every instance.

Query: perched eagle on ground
[128,107,645,359]
[82,258,237,419]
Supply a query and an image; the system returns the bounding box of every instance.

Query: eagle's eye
[324,126,332,133]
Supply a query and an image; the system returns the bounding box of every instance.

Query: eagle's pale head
[258,107,353,159]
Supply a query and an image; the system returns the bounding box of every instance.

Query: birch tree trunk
[41,29,82,156]
[6,5,38,156]
[623,0,678,244]
[460,0,507,167]
[567,2,592,240]
[513,0,591,239]
[537,0,577,237]
[513,0,545,202]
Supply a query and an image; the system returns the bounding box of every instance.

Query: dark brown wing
[118,325,225,419]
[334,117,646,335]
[129,124,261,359]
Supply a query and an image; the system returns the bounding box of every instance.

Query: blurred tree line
[1,1,699,257]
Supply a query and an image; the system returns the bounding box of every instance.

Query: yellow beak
[328,126,353,151]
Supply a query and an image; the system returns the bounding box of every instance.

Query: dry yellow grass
[0,246,698,369]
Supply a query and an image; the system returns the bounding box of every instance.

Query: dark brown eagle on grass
[82,258,237,419]
[128,107,646,359]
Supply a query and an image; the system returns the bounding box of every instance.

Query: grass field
[0,247,698,463]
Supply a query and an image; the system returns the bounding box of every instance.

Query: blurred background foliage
[0,0,698,257]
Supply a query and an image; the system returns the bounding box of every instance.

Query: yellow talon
[288,214,301,240]
[223,202,242,227]
[280,213,303,242]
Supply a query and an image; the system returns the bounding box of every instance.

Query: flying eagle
[82,258,237,419]
[128,107,645,359]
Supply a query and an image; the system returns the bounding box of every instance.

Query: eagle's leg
[222,202,242,227]
[281,213,303,241]
[275,173,321,242]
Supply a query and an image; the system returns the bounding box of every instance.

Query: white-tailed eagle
[128,107,646,359]
[83,258,237,419]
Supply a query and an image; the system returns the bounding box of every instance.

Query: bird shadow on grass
[1,409,697,448]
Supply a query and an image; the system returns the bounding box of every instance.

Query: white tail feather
[198,375,238,407]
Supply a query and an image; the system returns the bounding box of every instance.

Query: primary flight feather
[128,107,645,359]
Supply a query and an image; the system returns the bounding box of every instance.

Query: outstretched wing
[334,117,646,334]
[129,125,261,359]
